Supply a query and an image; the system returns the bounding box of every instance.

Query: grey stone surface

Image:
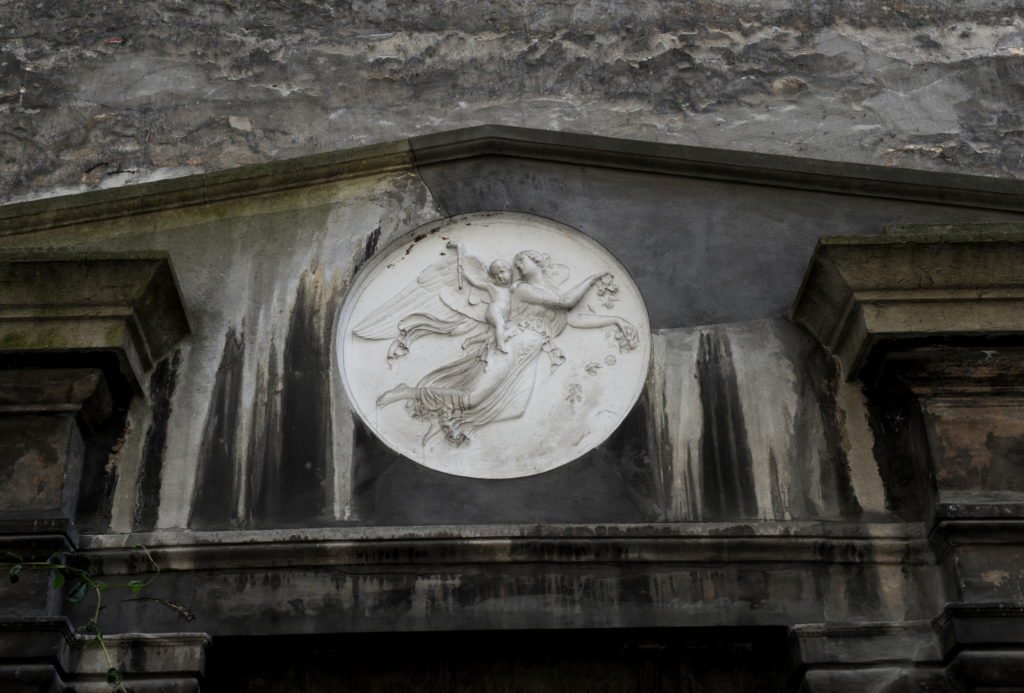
[0,169,443,533]
[0,143,1019,535]
[72,522,939,636]
[4,135,1024,688]
[2,1,1024,204]
[71,632,207,692]
[650,319,885,522]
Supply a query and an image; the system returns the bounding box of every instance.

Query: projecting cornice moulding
[0,253,191,391]
[791,223,1024,380]
[2,126,1024,238]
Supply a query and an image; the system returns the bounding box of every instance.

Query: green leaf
[67,581,88,602]
[46,551,70,567]
[52,570,66,589]
[85,620,101,635]
[94,580,110,591]
[127,579,144,594]
[8,564,22,584]
[106,667,122,686]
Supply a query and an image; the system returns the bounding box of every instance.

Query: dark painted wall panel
[419,157,1024,328]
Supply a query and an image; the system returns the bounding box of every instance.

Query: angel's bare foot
[377,384,415,407]
[496,341,510,354]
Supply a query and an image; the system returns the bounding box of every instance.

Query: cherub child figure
[476,259,514,352]
[447,242,514,353]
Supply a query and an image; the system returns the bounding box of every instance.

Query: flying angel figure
[352,244,634,447]
[351,244,538,362]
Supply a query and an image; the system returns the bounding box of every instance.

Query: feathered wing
[352,254,488,339]
[439,287,488,323]
[437,252,493,323]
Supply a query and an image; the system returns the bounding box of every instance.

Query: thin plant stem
[2,545,160,692]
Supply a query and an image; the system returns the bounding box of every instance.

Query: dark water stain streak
[695,328,758,520]
[133,350,181,532]
[190,329,245,529]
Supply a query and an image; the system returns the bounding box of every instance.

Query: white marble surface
[338,212,651,478]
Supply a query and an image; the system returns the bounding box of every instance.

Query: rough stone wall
[2,0,1023,204]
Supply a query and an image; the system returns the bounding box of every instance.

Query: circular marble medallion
[337,212,651,479]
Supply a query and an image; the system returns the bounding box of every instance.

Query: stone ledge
[0,369,104,414]
[791,226,1024,380]
[935,603,1024,651]
[932,519,1024,545]
[0,621,207,693]
[936,498,1024,520]
[0,254,190,391]
[789,621,941,669]
[71,632,209,679]
[80,525,933,575]
[80,520,927,547]
[0,663,67,692]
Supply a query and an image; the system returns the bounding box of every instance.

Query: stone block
[0,664,66,693]
[70,633,208,693]
[0,620,206,692]
[954,649,1024,690]
[0,618,73,692]
[0,370,102,524]
[799,667,946,693]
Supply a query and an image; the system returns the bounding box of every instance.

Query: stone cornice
[790,225,1024,380]
[1,126,1023,238]
[410,125,1024,211]
[0,140,414,238]
[0,253,190,389]
[80,522,931,575]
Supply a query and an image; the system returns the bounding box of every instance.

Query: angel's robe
[406,297,568,446]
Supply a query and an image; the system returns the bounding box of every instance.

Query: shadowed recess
[206,627,791,692]
[67,352,135,534]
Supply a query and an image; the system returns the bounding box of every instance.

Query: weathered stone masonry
[1,127,1024,691]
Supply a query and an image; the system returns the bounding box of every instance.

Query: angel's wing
[352,253,490,339]
[440,287,488,323]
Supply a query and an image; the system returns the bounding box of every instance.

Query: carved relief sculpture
[338,213,651,478]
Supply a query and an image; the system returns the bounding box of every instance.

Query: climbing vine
[2,545,159,691]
